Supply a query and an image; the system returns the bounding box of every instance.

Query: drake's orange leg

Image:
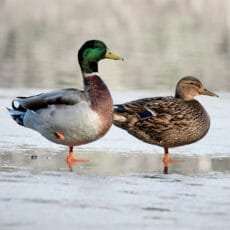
[65,146,88,169]
[66,146,76,166]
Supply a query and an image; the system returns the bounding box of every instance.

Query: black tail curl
[12,98,27,112]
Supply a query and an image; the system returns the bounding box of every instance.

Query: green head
[78,40,123,73]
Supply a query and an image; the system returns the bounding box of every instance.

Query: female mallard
[113,76,218,170]
[8,40,123,166]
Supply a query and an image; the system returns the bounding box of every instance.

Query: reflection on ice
[0,149,230,175]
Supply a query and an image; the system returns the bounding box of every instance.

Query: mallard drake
[113,76,218,171]
[8,40,123,167]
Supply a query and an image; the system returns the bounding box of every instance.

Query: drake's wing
[12,88,87,111]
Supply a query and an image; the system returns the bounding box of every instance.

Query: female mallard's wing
[113,96,208,147]
[12,88,87,112]
[113,96,194,134]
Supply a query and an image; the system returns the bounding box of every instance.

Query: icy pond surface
[0,89,230,230]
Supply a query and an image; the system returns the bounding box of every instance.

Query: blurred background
[0,0,230,91]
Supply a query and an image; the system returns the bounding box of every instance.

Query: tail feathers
[12,98,27,112]
[113,105,127,124]
[113,113,127,123]
[7,108,25,126]
[113,104,138,130]
[113,104,126,113]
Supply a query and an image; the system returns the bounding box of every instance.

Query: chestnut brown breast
[84,75,113,137]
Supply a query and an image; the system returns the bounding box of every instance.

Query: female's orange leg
[163,147,169,174]
[162,147,183,174]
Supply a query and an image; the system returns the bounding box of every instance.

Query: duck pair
[8,40,218,170]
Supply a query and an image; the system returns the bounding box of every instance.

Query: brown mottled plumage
[113,76,218,171]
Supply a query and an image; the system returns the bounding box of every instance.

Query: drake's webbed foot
[66,147,89,169]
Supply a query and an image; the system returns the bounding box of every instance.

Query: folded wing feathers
[12,89,86,111]
[113,97,179,129]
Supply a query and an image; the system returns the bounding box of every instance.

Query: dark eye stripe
[186,81,200,87]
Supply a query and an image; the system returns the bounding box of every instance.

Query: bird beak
[200,88,219,97]
[105,50,124,61]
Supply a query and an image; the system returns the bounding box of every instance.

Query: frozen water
[0,89,230,230]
